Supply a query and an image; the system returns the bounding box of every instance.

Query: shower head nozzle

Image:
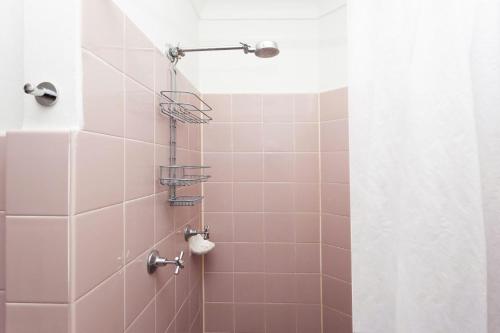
[253,41,280,58]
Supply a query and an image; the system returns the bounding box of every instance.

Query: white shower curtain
[349,1,500,332]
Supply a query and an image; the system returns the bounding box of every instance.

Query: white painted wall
[114,0,200,87]
[0,0,81,133]
[0,0,24,133]
[319,4,348,91]
[198,19,319,93]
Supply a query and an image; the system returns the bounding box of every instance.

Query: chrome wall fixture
[24,82,58,106]
[184,224,210,241]
[166,40,280,63]
[147,250,184,275]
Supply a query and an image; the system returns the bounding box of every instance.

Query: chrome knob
[147,249,185,275]
[24,82,58,106]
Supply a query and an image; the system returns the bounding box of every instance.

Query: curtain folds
[349,1,500,332]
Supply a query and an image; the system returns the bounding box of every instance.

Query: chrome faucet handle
[174,251,185,275]
[147,249,185,275]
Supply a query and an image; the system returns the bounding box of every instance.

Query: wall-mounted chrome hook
[184,224,210,241]
[147,249,185,275]
[24,82,58,106]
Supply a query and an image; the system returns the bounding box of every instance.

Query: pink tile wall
[320,87,352,332]
[0,136,5,333]
[202,93,322,333]
[3,1,202,332]
[73,1,203,332]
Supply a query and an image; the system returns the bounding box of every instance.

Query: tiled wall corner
[320,87,352,332]
[202,93,322,333]
[71,1,204,332]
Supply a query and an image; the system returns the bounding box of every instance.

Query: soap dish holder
[184,224,209,241]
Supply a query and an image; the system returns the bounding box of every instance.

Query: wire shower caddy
[159,67,212,206]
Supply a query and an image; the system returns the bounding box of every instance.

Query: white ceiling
[190,0,346,20]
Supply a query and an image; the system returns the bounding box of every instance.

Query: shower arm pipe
[169,43,253,60]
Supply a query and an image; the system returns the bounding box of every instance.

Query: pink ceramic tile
[0,136,5,211]
[294,123,319,152]
[125,139,154,200]
[294,153,319,183]
[125,78,155,142]
[233,182,263,212]
[6,303,68,333]
[322,245,351,282]
[323,307,353,333]
[320,88,348,122]
[263,153,294,182]
[125,254,155,327]
[234,212,264,242]
[203,183,233,212]
[234,243,264,272]
[232,94,262,122]
[203,123,232,152]
[205,303,234,333]
[82,50,124,137]
[6,217,68,303]
[234,273,265,303]
[322,214,350,249]
[322,183,350,216]
[294,94,319,122]
[125,18,154,90]
[235,303,265,333]
[295,274,321,304]
[294,183,320,213]
[205,243,234,272]
[264,213,295,243]
[204,213,233,242]
[294,213,320,243]
[125,196,154,263]
[265,304,296,333]
[72,131,124,214]
[204,273,233,302]
[320,119,349,152]
[189,124,201,151]
[82,0,124,70]
[155,277,175,333]
[6,131,69,215]
[295,244,320,273]
[263,183,294,212]
[176,121,189,150]
[263,94,294,123]
[155,95,170,145]
[233,123,263,152]
[73,272,124,333]
[155,192,175,242]
[203,153,233,182]
[322,151,349,184]
[154,50,171,95]
[265,244,295,273]
[155,144,168,194]
[125,300,155,333]
[233,153,263,181]
[0,212,4,290]
[72,204,124,299]
[174,300,190,333]
[203,94,232,122]
[263,123,294,152]
[0,291,4,333]
[297,304,321,333]
[323,276,352,315]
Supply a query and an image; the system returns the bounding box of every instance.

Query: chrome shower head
[253,41,280,58]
